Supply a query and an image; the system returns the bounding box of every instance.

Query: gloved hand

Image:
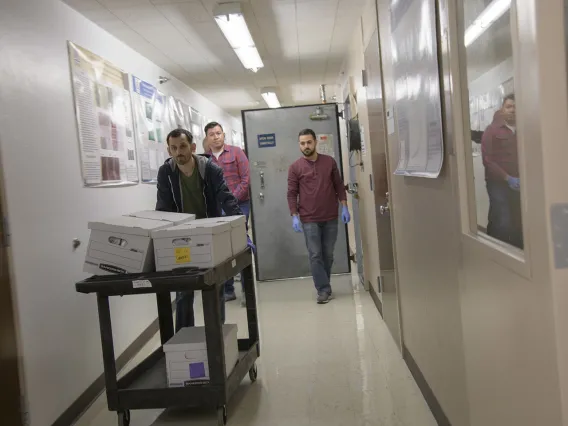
[247,236,256,254]
[341,205,351,224]
[292,215,303,233]
[507,176,520,191]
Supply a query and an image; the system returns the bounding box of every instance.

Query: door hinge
[377,276,383,293]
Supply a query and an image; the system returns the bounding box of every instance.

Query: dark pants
[303,219,339,295]
[486,181,524,249]
[224,200,250,296]
[175,287,225,332]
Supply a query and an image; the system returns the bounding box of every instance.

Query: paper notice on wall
[131,76,170,183]
[316,134,335,157]
[68,42,138,187]
[391,0,444,178]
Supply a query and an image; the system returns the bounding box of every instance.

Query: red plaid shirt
[208,144,250,202]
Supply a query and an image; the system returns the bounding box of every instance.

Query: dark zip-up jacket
[156,154,242,218]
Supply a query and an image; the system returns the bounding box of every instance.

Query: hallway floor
[76,276,437,426]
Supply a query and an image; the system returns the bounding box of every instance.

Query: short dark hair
[503,94,515,105]
[204,122,223,135]
[298,128,316,141]
[166,128,194,145]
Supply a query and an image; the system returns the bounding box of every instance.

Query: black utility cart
[76,249,260,426]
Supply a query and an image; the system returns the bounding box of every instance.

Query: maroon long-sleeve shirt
[481,114,519,182]
[287,154,347,223]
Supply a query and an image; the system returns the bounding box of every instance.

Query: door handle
[259,192,264,201]
[379,192,390,216]
[260,171,265,189]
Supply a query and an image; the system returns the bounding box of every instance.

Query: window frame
[450,0,532,278]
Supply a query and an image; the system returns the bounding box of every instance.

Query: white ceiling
[63,0,367,117]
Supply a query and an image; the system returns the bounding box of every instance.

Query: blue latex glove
[292,215,303,233]
[341,205,351,224]
[507,176,520,191]
[247,236,256,254]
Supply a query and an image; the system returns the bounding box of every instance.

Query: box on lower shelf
[163,324,239,387]
[84,212,194,275]
[151,219,233,271]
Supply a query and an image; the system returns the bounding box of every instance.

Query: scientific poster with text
[131,76,169,183]
[68,42,138,186]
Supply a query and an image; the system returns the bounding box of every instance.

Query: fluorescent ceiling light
[464,0,511,47]
[214,3,264,72]
[261,90,280,108]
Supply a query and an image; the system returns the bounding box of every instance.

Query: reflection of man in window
[481,94,523,249]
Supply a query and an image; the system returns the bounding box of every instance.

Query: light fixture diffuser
[214,3,264,72]
[261,89,281,108]
[464,0,511,47]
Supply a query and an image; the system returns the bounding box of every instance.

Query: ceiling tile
[155,2,210,23]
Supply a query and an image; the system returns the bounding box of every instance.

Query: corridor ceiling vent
[260,88,281,108]
[213,2,264,73]
[464,0,511,47]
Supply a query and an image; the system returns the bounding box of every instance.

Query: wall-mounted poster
[167,96,191,130]
[131,76,169,183]
[68,42,138,187]
[189,107,204,142]
[391,0,444,178]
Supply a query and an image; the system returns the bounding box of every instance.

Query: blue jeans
[175,287,225,332]
[486,181,523,249]
[303,220,339,294]
[225,200,250,296]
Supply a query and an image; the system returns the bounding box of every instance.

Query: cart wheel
[118,410,130,426]
[217,405,227,426]
[249,363,258,382]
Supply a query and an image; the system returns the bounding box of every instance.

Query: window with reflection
[462,0,523,250]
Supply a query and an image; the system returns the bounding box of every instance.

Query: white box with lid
[197,216,247,256]
[126,210,196,225]
[152,219,233,271]
[163,324,239,387]
[84,212,195,275]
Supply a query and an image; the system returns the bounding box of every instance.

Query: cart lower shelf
[111,341,259,411]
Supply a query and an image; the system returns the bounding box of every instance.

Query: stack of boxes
[84,211,248,275]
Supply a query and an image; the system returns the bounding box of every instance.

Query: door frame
[0,148,24,425]
[368,3,404,349]
[241,103,351,281]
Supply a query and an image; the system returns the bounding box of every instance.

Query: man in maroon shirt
[287,128,350,304]
[481,94,523,249]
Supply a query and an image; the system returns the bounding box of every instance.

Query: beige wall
[339,0,567,425]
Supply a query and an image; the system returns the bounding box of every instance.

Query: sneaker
[317,292,333,304]
[224,292,237,302]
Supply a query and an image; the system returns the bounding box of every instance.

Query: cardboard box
[164,324,239,387]
[197,216,247,256]
[126,210,195,225]
[84,212,194,275]
[152,220,233,271]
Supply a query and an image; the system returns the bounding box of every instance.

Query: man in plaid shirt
[205,121,251,302]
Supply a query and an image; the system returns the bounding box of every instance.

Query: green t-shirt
[179,169,207,219]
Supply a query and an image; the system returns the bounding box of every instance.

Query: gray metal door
[243,104,350,281]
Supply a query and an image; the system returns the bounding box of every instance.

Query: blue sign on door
[258,133,276,148]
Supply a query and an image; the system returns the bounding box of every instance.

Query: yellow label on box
[174,247,191,264]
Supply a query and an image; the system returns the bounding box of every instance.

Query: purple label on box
[189,362,206,379]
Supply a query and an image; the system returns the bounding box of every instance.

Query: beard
[302,148,314,157]
[175,154,191,165]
